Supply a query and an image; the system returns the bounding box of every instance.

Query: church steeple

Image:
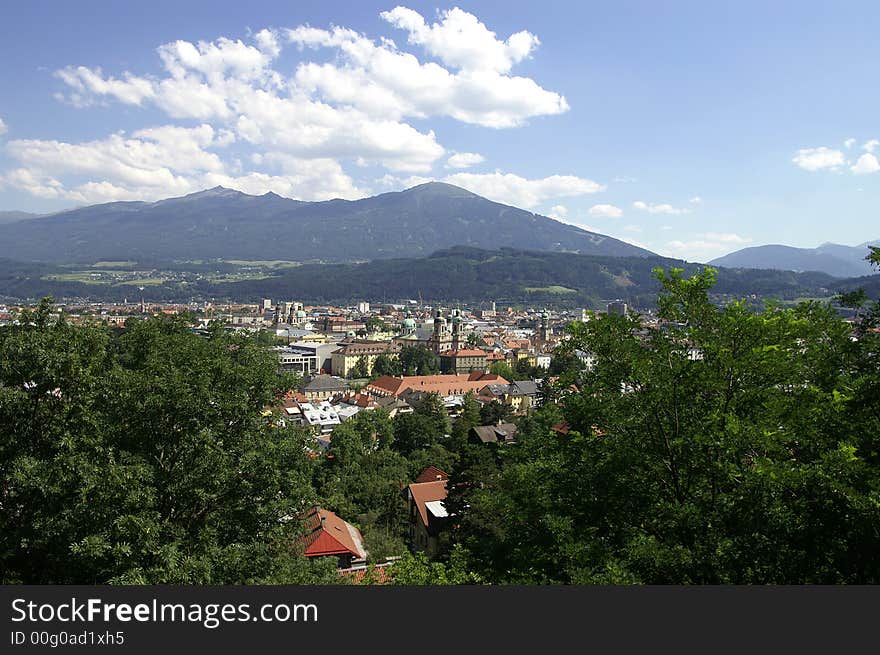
[451,307,462,351]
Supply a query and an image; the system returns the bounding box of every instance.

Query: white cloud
[661,232,752,261]
[442,171,604,208]
[851,153,880,175]
[588,203,623,218]
[2,125,365,204]
[55,66,156,107]
[376,173,434,190]
[844,138,856,149]
[548,204,568,220]
[863,139,879,153]
[792,146,845,171]
[689,196,702,204]
[633,200,690,215]
[287,10,568,129]
[10,8,575,203]
[0,117,7,136]
[446,152,485,169]
[380,6,540,74]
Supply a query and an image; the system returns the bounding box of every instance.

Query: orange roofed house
[405,468,451,557]
[299,506,367,569]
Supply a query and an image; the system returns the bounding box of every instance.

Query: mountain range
[709,241,879,278]
[0,211,42,225]
[0,247,849,307]
[0,182,653,264]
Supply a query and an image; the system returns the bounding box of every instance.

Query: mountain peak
[184,186,246,199]
[402,181,478,197]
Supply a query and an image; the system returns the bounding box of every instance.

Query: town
[0,294,641,578]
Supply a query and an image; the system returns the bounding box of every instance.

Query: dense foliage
[0,303,338,584]
[448,263,880,583]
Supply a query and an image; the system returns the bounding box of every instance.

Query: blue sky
[1,1,878,261]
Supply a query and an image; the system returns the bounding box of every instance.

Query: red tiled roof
[407,480,448,528]
[299,507,367,559]
[415,466,449,483]
[339,564,391,584]
[365,373,508,398]
[442,349,488,357]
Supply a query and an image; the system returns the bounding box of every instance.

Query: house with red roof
[299,506,368,569]
[405,468,451,557]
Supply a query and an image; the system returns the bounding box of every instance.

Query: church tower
[451,308,462,351]
[539,309,550,343]
[430,308,452,354]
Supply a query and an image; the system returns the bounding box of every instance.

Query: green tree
[350,355,370,379]
[0,308,336,584]
[453,267,880,584]
[393,413,443,457]
[388,546,482,585]
[372,353,402,377]
[489,361,515,380]
[399,345,439,376]
[365,316,387,334]
[480,400,513,425]
[450,391,482,451]
[413,391,451,437]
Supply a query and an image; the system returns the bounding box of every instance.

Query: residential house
[301,374,350,401]
[470,422,519,445]
[299,506,367,569]
[405,468,450,557]
[480,380,540,413]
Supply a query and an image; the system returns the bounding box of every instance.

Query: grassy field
[42,273,107,285]
[114,278,167,286]
[91,261,137,268]
[222,260,302,269]
[524,285,577,294]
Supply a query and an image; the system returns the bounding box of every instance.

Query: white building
[300,401,342,434]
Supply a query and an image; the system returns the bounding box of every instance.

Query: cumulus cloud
[662,232,752,261]
[689,196,702,204]
[633,200,690,215]
[8,8,578,204]
[55,66,157,107]
[380,6,540,74]
[863,139,879,153]
[0,117,7,136]
[445,152,485,169]
[548,204,568,220]
[792,146,846,171]
[588,203,623,218]
[844,138,856,149]
[443,171,604,208]
[2,124,366,204]
[851,153,880,175]
[287,9,568,128]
